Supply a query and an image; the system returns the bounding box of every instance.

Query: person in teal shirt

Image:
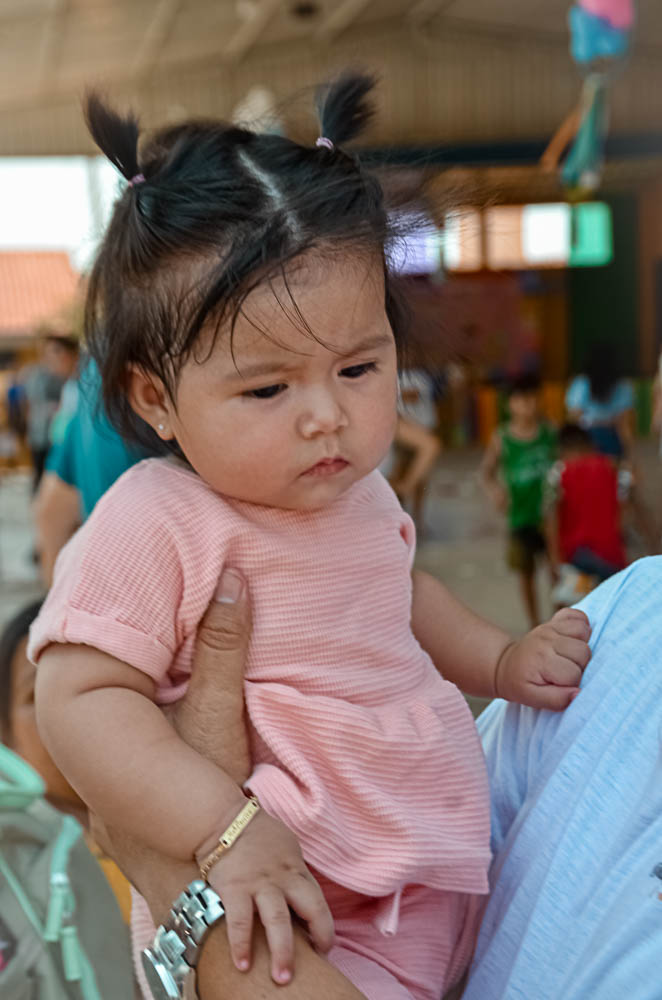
[44,361,148,519]
[34,360,149,583]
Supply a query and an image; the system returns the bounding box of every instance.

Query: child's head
[41,333,79,380]
[558,423,594,458]
[0,600,83,809]
[507,373,541,424]
[85,73,404,510]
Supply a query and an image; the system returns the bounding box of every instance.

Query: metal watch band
[166,879,226,966]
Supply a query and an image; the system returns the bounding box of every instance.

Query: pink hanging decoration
[577,0,634,31]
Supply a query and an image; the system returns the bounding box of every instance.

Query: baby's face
[167,253,398,510]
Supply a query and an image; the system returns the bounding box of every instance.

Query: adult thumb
[194,568,251,662]
[172,568,251,768]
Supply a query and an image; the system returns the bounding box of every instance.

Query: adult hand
[168,567,252,784]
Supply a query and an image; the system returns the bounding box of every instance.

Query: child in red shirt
[545,424,627,604]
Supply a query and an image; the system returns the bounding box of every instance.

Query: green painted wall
[568,194,639,376]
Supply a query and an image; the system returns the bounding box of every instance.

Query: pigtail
[84,92,141,183]
[315,72,376,147]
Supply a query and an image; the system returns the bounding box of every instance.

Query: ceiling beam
[407,0,457,25]
[315,0,373,42]
[36,0,69,90]
[131,0,184,79]
[223,0,286,64]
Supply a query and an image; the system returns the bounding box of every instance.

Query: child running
[481,374,557,627]
[31,76,590,1000]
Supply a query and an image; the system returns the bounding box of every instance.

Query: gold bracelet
[199,796,260,880]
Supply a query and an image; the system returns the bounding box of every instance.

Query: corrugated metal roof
[0,1,661,155]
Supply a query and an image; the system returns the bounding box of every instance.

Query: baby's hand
[200,808,334,985]
[495,608,591,711]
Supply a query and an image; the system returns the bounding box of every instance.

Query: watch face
[142,947,181,1000]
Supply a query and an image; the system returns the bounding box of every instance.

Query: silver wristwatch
[141,879,225,1000]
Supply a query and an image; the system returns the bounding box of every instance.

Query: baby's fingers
[222,888,254,973]
[255,887,295,985]
[551,636,591,671]
[286,872,335,954]
[550,608,591,640]
[533,684,580,712]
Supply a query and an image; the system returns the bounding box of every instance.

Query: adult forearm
[33,472,80,586]
[411,570,511,698]
[137,852,367,1000]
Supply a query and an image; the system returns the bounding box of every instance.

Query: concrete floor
[2,441,661,695]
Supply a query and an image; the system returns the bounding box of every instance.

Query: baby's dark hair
[84,72,405,451]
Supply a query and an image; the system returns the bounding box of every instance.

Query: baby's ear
[126,365,174,440]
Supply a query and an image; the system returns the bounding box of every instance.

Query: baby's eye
[340,362,377,379]
[244,383,287,399]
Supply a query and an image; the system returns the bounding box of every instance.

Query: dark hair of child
[44,334,79,356]
[83,72,408,454]
[557,423,593,453]
[507,373,541,398]
[583,349,621,404]
[0,600,44,739]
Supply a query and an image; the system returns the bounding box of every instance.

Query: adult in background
[390,368,441,528]
[33,359,149,585]
[565,351,633,460]
[22,333,78,493]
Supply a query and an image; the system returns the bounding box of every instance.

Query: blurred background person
[567,350,657,552]
[21,333,78,494]
[545,423,627,607]
[34,356,149,586]
[0,598,133,923]
[566,350,634,460]
[390,367,442,529]
[481,375,557,628]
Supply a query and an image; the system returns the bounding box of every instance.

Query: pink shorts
[133,878,483,1000]
[320,875,483,1000]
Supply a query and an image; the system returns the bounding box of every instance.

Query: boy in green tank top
[481,375,557,627]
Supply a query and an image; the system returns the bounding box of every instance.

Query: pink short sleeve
[29,461,195,687]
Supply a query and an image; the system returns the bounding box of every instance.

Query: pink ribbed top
[30,458,490,899]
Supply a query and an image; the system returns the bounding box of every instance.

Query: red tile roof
[0,251,81,338]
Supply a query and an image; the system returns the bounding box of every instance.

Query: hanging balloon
[570,0,633,64]
[542,1,635,196]
[577,0,634,32]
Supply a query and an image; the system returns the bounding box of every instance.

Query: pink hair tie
[129,173,145,186]
[315,137,334,151]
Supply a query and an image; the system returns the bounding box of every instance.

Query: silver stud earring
[157,423,165,432]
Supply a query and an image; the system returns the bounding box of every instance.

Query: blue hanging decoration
[542,2,634,198]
